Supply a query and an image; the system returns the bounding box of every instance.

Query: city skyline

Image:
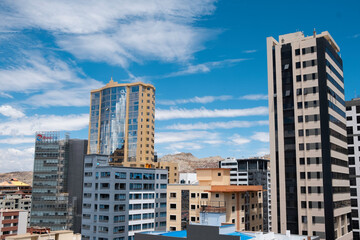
[0,1,360,173]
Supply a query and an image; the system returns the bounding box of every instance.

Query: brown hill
[0,171,33,186]
[159,152,223,173]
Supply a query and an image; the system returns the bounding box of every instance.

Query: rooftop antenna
[313,28,316,37]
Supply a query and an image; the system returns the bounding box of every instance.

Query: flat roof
[0,179,30,187]
[206,185,263,193]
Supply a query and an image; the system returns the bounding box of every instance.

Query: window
[201,193,208,199]
[218,172,221,176]
[232,206,235,212]
[170,192,176,198]
[295,49,300,55]
[170,204,176,209]
[296,62,301,68]
[191,205,196,210]
[170,215,176,221]
[215,193,220,198]
[191,193,196,198]
[298,130,304,136]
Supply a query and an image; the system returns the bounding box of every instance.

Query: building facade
[0,210,28,239]
[30,132,87,232]
[346,98,360,239]
[166,168,263,232]
[0,179,32,226]
[219,158,271,232]
[81,154,168,240]
[267,31,351,239]
[88,80,155,166]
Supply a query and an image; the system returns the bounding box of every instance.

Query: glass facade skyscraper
[88,80,156,167]
[30,131,87,232]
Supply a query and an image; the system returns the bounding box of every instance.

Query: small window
[218,172,221,176]
[215,194,220,198]
[170,215,176,221]
[295,49,300,55]
[201,193,208,199]
[170,204,176,209]
[296,62,301,68]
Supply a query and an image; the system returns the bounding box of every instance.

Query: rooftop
[0,179,30,187]
[206,185,263,193]
[138,224,319,240]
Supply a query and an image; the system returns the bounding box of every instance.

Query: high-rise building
[345,98,360,239]
[219,158,271,232]
[267,31,351,239]
[30,132,87,232]
[88,80,155,166]
[81,154,168,240]
[166,168,263,232]
[88,80,179,183]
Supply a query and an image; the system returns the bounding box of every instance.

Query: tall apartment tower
[267,31,351,239]
[30,132,87,232]
[88,80,155,167]
[346,98,360,239]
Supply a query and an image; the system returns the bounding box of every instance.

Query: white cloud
[230,134,251,145]
[0,147,34,172]
[1,1,218,66]
[0,114,89,136]
[239,94,268,100]
[0,51,103,107]
[158,95,233,106]
[164,120,269,130]
[0,92,13,98]
[0,137,34,144]
[0,53,81,92]
[155,131,219,144]
[0,105,25,118]
[243,49,257,53]
[251,132,269,142]
[156,106,268,120]
[165,58,248,77]
[165,142,203,151]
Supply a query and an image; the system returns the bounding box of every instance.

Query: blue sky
[0,0,359,172]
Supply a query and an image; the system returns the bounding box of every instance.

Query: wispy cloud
[165,58,248,77]
[156,106,268,120]
[0,105,25,118]
[158,95,233,106]
[251,132,269,142]
[230,134,251,145]
[243,49,257,54]
[164,120,269,130]
[155,131,219,144]
[0,51,103,107]
[351,33,360,39]
[239,94,268,100]
[1,1,218,67]
[0,114,89,136]
[0,92,13,99]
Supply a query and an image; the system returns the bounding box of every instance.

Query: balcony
[200,201,226,213]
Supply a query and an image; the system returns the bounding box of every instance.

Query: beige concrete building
[6,230,81,240]
[166,169,263,232]
[267,31,351,239]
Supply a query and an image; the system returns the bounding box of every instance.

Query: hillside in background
[159,152,223,173]
[0,171,33,186]
[0,153,270,183]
